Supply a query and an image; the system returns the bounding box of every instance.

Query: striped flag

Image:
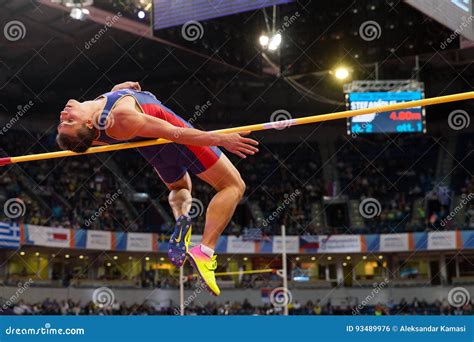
[0,222,20,248]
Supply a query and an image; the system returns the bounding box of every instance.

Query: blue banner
[11,224,474,254]
[0,316,472,342]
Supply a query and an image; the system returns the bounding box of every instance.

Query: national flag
[0,222,20,248]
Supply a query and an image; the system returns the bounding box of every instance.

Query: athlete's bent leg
[197,154,245,249]
[165,172,193,219]
[188,155,244,296]
[164,173,193,267]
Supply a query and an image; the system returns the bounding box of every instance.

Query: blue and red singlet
[95,89,221,183]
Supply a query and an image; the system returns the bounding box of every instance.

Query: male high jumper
[56,81,259,296]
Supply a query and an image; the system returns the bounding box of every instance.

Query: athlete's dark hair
[56,125,96,153]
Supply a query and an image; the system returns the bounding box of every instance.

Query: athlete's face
[57,99,90,136]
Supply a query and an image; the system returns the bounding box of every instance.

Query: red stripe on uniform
[187,145,219,169]
[141,104,189,128]
[140,104,219,170]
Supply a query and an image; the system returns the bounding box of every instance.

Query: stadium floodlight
[138,10,146,19]
[335,67,350,80]
[259,34,270,48]
[268,33,282,51]
[52,0,94,7]
[50,0,92,20]
[260,33,281,51]
[70,7,90,20]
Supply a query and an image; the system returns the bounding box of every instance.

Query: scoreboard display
[346,91,426,135]
[153,0,294,30]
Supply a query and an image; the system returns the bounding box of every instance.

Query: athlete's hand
[219,131,259,158]
[111,81,141,92]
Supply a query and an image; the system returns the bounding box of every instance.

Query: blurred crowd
[4,297,472,316]
[0,131,472,235]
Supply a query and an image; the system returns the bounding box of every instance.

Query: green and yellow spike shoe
[187,246,221,296]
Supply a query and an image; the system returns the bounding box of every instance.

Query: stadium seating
[0,131,471,234]
[5,298,472,316]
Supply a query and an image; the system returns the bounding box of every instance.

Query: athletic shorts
[137,143,222,184]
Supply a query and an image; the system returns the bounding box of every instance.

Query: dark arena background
[0,0,473,334]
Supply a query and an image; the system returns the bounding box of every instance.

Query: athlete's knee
[238,178,246,198]
[166,174,191,192]
[230,176,246,200]
[168,183,186,192]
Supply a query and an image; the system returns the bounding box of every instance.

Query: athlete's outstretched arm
[113,108,259,158]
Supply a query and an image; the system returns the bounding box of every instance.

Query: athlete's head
[56,99,96,153]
